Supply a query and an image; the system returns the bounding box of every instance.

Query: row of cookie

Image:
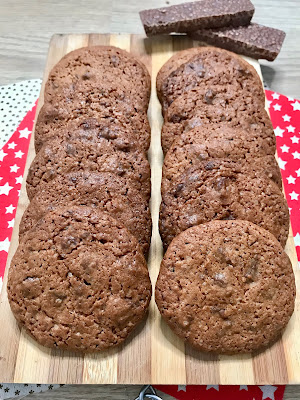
[154,46,295,354]
[25,45,153,255]
[157,46,289,250]
[8,46,153,352]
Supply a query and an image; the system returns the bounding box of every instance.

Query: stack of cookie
[157,47,289,250]
[156,47,296,353]
[7,46,152,352]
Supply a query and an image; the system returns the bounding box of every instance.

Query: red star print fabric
[265,90,300,262]
[0,101,37,290]
[155,384,285,400]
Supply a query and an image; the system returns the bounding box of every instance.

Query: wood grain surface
[0,33,299,386]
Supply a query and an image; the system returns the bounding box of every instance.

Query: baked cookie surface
[35,114,149,154]
[26,137,151,201]
[156,220,295,354]
[45,45,151,110]
[161,84,274,154]
[21,171,152,255]
[157,47,264,113]
[162,124,281,189]
[36,82,151,153]
[160,160,289,249]
[8,206,152,351]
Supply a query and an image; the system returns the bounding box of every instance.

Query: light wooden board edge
[0,33,299,385]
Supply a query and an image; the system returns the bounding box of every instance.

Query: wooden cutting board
[0,33,299,385]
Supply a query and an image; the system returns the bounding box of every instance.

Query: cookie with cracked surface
[156,220,295,354]
[157,47,201,98]
[20,172,151,256]
[160,160,289,250]
[26,137,151,201]
[156,46,264,113]
[8,206,152,351]
[162,124,281,189]
[45,45,151,110]
[36,83,151,153]
[34,115,149,154]
[46,74,147,116]
[161,85,274,154]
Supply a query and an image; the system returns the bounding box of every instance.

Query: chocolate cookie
[45,46,151,110]
[162,125,281,189]
[26,137,151,201]
[155,220,295,354]
[160,160,289,249]
[157,47,265,113]
[8,206,152,351]
[46,73,147,115]
[20,172,152,256]
[161,85,274,154]
[36,82,151,153]
[157,47,201,97]
[34,115,149,154]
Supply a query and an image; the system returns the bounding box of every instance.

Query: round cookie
[161,85,275,154]
[160,160,289,250]
[157,47,201,100]
[20,172,152,255]
[162,125,281,190]
[8,206,152,351]
[155,220,295,354]
[157,46,265,113]
[26,137,151,201]
[45,46,151,110]
[36,82,151,153]
[35,115,149,154]
[46,74,147,115]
